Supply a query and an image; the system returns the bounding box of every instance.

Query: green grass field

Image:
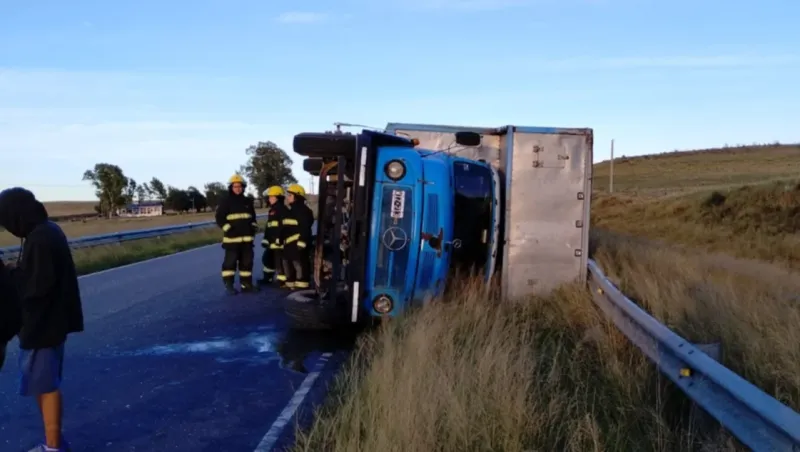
[0,226,223,276]
[70,227,222,275]
[294,142,799,452]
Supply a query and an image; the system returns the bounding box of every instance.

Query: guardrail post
[689,342,723,436]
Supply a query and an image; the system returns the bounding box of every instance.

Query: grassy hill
[591,143,800,266]
[592,143,800,196]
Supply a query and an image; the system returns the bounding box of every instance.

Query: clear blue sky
[1,0,798,201]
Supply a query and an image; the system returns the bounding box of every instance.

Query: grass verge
[592,229,800,411]
[294,277,738,451]
[71,227,223,275]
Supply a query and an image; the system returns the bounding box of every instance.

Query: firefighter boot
[240,275,258,293]
[257,273,273,286]
[224,280,238,295]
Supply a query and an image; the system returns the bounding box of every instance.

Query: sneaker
[28,439,70,452]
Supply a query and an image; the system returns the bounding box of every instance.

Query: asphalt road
[0,240,353,452]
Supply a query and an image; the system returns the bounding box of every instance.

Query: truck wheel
[283,290,337,330]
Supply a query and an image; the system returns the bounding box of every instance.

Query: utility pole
[609,139,615,194]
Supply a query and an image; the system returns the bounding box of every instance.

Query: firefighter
[215,174,258,294]
[281,184,315,290]
[259,185,289,287]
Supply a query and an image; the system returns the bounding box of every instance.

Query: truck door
[451,160,493,278]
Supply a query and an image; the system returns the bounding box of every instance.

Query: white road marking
[254,352,333,452]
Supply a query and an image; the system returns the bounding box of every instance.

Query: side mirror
[455,131,481,147]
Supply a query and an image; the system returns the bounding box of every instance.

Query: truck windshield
[451,161,493,277]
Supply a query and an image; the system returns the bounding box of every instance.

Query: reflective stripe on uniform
[297,241,307,249]
[285,282,295,288]
[239,271,252,277]
[222,270,236,277]
[269,244,283,249]
[226,213,252,221]
[222,236,254,243]
[262,239,269,246]
[222,224,231,232]
[294,281,310,289]
[264,267,275,273]
[285,233,300,243]
[276,274,287,281]
[282,218,299,226]
[267,221,279,227]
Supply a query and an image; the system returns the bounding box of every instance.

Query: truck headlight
[372,294,394,314]
[384,160,406,181]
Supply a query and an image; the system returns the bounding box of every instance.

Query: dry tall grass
[592,181,800,267]
[592,229,800,411]
[592,143,800,196]
[295,277,737,452]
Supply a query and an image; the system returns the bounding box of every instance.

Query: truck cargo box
[385,123,593,300]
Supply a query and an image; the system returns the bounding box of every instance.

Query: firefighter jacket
[262,202,288,249]
[215,192,257,249]
[281,201,314,254]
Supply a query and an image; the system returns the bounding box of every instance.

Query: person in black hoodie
[0,187,84,452]
[0,261,21,370]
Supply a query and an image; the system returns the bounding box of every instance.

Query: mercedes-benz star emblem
[382,227,408,251]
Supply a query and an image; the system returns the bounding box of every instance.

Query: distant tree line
[82,140,298,217]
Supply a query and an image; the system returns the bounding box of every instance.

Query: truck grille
[373,185,413,291]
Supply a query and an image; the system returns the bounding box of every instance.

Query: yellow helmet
[228,173,245,185]
[287,183,306,197]
[264,185,284,197]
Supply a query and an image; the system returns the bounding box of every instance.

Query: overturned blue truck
[284,123,593,330]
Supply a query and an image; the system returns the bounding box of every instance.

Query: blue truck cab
[287,127,500,329]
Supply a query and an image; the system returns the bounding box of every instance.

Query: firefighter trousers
[261,246,283,284]
[222,244,254,288]
[281,246,311,290]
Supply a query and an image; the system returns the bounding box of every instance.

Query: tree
[124,178,138,204]
[141,182,153,200]
[149,177,167,201]
[165,186,191,212]
[239,141,297,203]
[204,182,226,210]
[187,186,208,212]
[82,163,129,218]
[135,185,148,203]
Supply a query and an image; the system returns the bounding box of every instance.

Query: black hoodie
[0,262,20,345]
[0,187,84,350]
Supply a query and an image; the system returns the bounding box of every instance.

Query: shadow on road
[275,328,358,374]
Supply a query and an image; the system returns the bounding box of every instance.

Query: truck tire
[283,290,338,331]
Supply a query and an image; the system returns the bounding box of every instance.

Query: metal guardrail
[587,259,800,451]
[0,214,269,259]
